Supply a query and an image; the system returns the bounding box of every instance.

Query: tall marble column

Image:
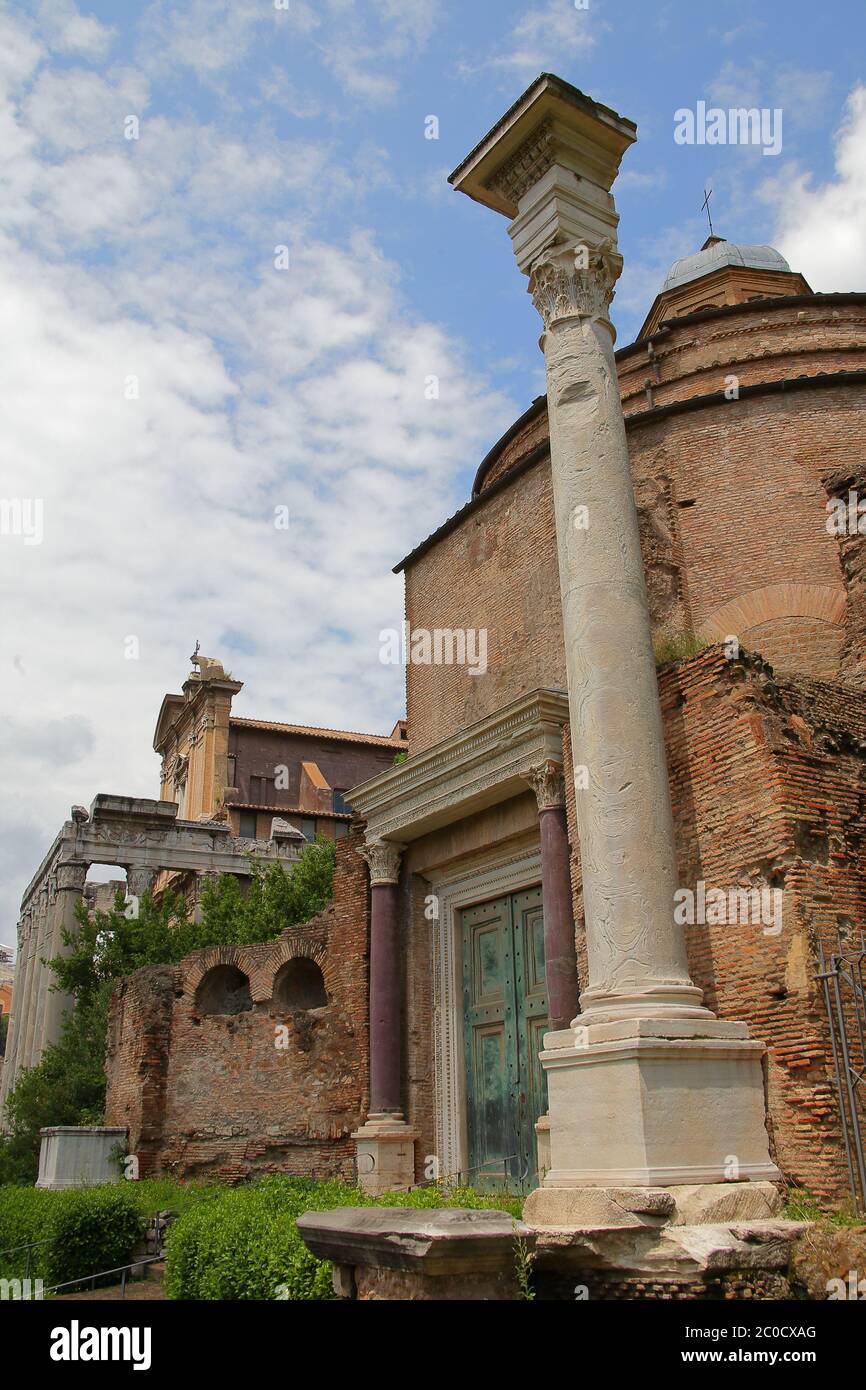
[352,838,417,1194]
[451,74,778,1215]
[0,912,31,1112]
[522,760,579,1032]
[24,884,50,1067]
[40,861,88,1052]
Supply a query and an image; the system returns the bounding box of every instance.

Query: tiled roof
[229,717,404,748]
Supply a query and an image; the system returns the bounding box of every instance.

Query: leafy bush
[0,1183,143,1289]
[164,1175,523,1301]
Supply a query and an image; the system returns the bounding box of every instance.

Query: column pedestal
[352,1114,419,1196]
[524,1017,779,1226]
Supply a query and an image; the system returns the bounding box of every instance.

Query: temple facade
[68,77,866,1213]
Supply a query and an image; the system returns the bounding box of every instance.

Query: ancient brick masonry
[562,645,866,1203]
[105,830,371,1181]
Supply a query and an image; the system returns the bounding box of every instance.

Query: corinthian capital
[528,238,622,332]
[55,861,88,893]
[522,759,566,811]
[357,838,405,886]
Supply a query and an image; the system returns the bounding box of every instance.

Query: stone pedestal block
[353,1115,418,1195]
[36,1126,128,1190]
[523,1020,779,1223]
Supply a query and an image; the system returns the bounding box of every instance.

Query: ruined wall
[105,831,371,1181]
[562,646,865,1203]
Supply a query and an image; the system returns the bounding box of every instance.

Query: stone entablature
[346,688,570,844]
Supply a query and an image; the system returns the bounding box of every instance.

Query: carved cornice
[522,759,566,810]
[357,838,405,886]
[528,238,623,331]
[485,118,556,209]
[347,688,569,844]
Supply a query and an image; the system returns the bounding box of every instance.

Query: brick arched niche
[195,964,253,1016]
[701,582,846,679]
[269,937,330,1012]
[186,946,260,1015]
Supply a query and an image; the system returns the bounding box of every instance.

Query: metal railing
[817,932,866,1214]
[43,1253,164,1299]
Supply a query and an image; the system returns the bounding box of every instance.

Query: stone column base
[353,1114,418,1196]
[535,1018,780,1197]
[524,1180,783,1229]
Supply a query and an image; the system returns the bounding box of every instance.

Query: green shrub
[164,1175,524,1301]
[653,630,710,667]
[0,1183,143,1289]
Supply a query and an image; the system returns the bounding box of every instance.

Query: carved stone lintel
[358,838,405,887]
[528,237,622,332]
[522,760,566,812]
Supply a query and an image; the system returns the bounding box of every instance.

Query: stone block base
[352,1114,418,1195]
[36,1126,128,1190]
[540,1019,780,1186]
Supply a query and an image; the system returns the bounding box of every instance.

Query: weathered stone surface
[296,1206,532,1277]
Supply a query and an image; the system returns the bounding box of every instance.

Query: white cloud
[35,0,116,60]
[761,84,866,291]
[461,0,596,80]
[0,22,514,947]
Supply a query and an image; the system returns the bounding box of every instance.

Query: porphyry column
[450,74,779,1211]
[352,838,417,1194]
[522,760,579,1032]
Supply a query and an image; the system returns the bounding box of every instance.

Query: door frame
[426,845,542,1182]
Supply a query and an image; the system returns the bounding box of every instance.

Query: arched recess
[268,935,332,1007]
[195,964,252,1016]
[701,582,846,641]
[273,957,328,1011]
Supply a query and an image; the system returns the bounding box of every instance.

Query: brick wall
[405,374,863,742]
[562,646,864,1203]
[105,830,371,1182]
[405,456,566,755]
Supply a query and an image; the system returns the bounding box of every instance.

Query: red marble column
[369,880,402,1115]
[525,762,579,1032]
[359,839,405,1118]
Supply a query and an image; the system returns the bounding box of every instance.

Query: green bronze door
[461,886,547,1189]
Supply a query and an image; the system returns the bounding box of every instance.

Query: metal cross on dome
[701,186,715,238]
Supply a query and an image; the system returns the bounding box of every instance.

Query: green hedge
[0,1184,144,1289]
[164,1176,523,1301]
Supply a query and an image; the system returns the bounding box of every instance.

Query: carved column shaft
[0,915,30,1110]
[40,861,88,1053]
[530,245,705,1025]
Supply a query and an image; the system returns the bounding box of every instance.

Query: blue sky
[0,0,864,945]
